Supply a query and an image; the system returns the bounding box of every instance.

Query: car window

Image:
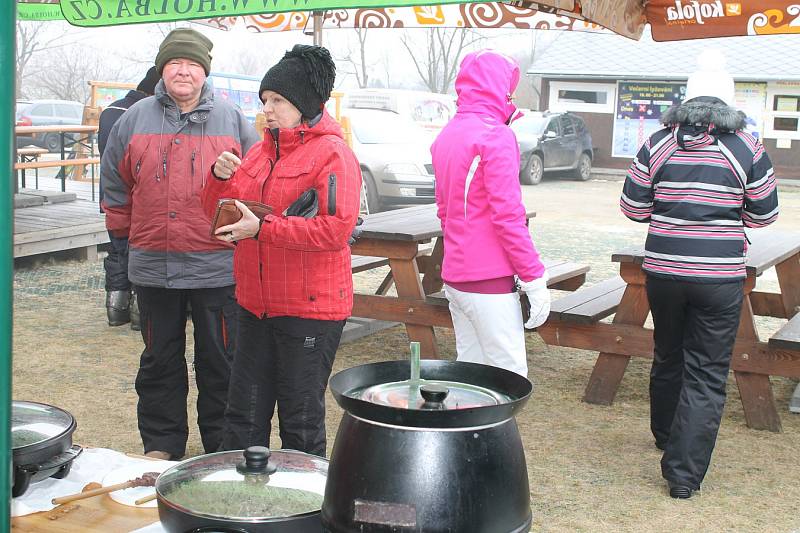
[511,115,548,136]
[544,119,560,136]
[350,112,426,144]
[560,116,576,136]
[54,104,82,119]
[572,116,586,133]
[31,104,54,117]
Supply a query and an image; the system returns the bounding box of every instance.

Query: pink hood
[431,50,544,284]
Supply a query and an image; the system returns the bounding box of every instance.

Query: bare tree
[400,28,484,94]
[28,46,125,103]
[15,21,79,98]
[337,28,371,89]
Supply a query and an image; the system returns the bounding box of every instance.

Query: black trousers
[134,284,237,458]
[646,276,743,490]
[222,308,344,457]
[104,233,131,291]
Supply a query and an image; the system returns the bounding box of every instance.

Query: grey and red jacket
[620,97,779,283]
[101,81,259,289]
[201,110,361,321]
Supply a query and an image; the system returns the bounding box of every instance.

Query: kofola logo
[666,1,733,24]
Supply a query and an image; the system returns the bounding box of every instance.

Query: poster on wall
[733,83,767,140]
[612,81,684,158]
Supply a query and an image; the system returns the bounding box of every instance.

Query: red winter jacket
[201,110,362,320]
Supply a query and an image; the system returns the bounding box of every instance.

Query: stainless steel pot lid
[355,379,511,410]
[156,447,327,521]
[11,401,75,450]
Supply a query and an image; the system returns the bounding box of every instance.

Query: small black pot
[12,400,82,497]
[323,360,534,533]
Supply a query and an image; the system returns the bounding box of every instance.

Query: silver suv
[15,99,85,152]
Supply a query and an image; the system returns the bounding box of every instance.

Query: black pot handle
[184,526,247,533]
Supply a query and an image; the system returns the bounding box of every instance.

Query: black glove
[349,216,364,246]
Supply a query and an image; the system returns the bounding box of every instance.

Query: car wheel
[44,133,61,153]
[362,169,382,214]
[520,153,543,186]
[572,152,592,181]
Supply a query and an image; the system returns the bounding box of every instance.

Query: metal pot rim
[329,360,533,428]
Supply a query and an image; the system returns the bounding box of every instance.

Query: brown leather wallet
[210,198,273,238]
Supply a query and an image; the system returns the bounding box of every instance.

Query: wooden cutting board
[12,483,160,532]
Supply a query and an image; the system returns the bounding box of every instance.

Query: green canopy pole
[0,0,15,525]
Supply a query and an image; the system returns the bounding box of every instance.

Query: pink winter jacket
[431,50,545,284]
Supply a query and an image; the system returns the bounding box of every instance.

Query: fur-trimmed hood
[661,96,746,131]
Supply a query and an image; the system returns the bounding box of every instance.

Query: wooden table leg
[390,257,439,358]
[421,237,444,295]
[776,252,800,317]
[734,278,782,432]
[584,263,651,405]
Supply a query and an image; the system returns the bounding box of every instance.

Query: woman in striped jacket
[620,54,778,500]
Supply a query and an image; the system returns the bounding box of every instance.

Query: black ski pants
[134,284,237,459]
[646,276,743,490]
[222,308,344,457]
[104,233,131,291]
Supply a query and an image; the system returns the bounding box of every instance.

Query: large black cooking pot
[323,360,533,533]
[156,447,327,533]
[12,400,82,497]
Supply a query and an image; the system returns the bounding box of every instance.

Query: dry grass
[12,179,800,532]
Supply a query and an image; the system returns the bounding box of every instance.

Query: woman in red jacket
[201,45,361,456]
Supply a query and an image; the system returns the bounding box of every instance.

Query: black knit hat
[136,66,160,95]
[259,45,336,120]
[155,28,213,75]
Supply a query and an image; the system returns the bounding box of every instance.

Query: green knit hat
[155,28,213,75]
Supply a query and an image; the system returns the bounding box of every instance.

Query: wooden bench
[13,157,100,171]
[548,276,626,324]
[769,314,800,414]
[15,147,49,190]
[768,312,800,351]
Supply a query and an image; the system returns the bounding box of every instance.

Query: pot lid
[330,360,533,429]
[11,401,75,450]
[156,447,327,521]
[357,379,511,410]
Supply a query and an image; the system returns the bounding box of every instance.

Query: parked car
[511,111,593,185]
[15,99,85,152]
[344,108,435,213]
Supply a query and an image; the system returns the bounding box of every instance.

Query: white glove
[517,274,551,330]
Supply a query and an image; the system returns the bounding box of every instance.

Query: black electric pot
[322,360,534,533]
[11,400,82,497]
[156,447,328,533]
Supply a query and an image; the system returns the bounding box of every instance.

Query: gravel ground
[11,176,800,532]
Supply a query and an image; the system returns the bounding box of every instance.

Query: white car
[344,108,436,213]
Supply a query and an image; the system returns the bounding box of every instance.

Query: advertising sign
[734,82,767,139]
[612,81,684,158]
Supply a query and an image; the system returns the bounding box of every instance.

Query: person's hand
[214,200,261,242]
[213,151,241,180]
[518,274,550,330]
[348,216,364,246]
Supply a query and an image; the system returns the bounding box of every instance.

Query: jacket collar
[263,109,343,160]
[155,80,214,124]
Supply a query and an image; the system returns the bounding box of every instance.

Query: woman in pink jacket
[430,50,549,376]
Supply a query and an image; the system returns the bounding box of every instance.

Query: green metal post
[0,0,15,526]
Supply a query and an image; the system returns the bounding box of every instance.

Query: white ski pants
[443,284,528,376]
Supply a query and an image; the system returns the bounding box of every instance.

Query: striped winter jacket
[101,81,259,289]
[620,98,779,283]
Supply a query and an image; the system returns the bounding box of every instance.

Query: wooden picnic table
[15,125,100,194]
[350,204,592,360]
[539,230,800,432]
